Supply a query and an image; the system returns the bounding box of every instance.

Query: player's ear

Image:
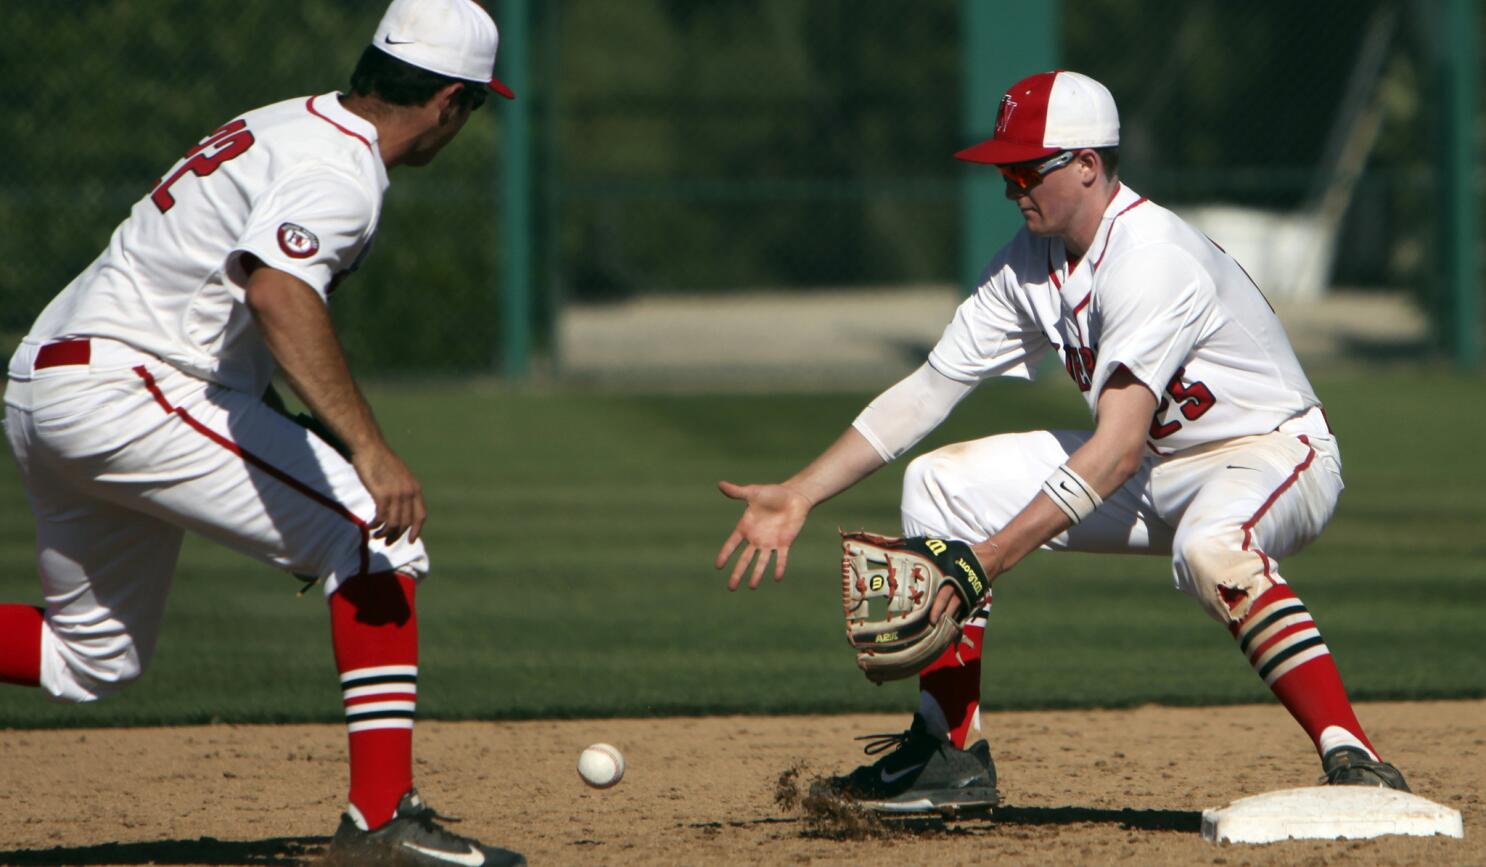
[1076,149,1101,186]
[434,82,465,124]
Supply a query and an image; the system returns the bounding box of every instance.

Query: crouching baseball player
[716,70,1408,814]
[0,1,524,863]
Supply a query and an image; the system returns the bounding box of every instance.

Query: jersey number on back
[1149,367,1216,439]
[150,119,257,213]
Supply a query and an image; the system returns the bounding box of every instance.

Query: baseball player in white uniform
[0,1,524,863]
[716,70,1409,813]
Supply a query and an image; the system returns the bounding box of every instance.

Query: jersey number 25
[1150,367,1216,439]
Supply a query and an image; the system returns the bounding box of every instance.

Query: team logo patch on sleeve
[277,222,320,259]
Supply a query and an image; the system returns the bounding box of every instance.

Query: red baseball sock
[917,609,988,749]
[330,571,419,830]
[0,605,44,687]
[1230,583,1377,759]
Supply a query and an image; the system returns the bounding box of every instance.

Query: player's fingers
[774,545,790,581]
[929,585,961,624]
[727,544,757,591]
[715,530,744,569]
[375,490,414,541]
[747,549,771,590]
[406,494,427,544]
[717,480,749,501]
[367,491,392,536]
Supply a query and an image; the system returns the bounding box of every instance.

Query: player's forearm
[973,371,1155,574]
[245,272,387,457]
[783,426,886,507]
[975,431,1141,570]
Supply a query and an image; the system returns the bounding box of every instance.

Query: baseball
[577,743,625,788]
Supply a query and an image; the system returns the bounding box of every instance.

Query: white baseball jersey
[24,92,386,397]
[4,94,426,704]
[930,184,1321,455]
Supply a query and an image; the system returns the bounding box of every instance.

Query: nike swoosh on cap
[879,762,927,784]
[400,841,485,866]
[384,34,416,45]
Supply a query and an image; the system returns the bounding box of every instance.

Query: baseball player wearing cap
[0,1,524,863]
[716,69,1408,812]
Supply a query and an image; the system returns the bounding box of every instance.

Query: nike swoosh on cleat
[400,841,485,866]
[879,762,927,784]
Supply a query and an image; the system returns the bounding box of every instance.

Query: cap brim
[488,77,516,100]
[954,139,1060,165]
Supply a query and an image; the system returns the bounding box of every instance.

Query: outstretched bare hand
[714,480,813,590]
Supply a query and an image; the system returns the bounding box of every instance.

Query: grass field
[0,371,1481,728]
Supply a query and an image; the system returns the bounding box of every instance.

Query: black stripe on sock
[1238,599,1307,655]
[345,708,418,723]
[1256,634,1327,681]
[341,673,418,690]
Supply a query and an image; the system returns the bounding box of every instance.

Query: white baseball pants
[4,338,428,703]
[899,408,1343,623]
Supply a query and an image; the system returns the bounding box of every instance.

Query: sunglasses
[997,150,1075,190]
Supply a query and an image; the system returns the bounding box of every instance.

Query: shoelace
[855,728,913,756]
[403,800,466,832]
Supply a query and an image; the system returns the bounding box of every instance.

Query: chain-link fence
[2,1,1479,376]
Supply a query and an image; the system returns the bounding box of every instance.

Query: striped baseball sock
[917,605,989,749]
[1230,583,1378,760]
[0,605,44,687]
[330,571,419,830]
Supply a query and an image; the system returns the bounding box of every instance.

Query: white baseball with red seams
[577,743,625,788]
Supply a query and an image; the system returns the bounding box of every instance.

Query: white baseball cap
[956,70,1117,164]
[372,0,515,99]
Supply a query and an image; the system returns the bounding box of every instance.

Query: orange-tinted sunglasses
[997,150,1075,191]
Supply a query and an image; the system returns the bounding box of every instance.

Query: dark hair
[1094,146,1119,180]
[348,45,487,112]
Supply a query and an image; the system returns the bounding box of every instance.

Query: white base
[1202,786,1463,844]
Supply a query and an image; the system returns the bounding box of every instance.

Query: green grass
[0,372,1482,727]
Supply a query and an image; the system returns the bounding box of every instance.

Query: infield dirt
[1,700,1479,865]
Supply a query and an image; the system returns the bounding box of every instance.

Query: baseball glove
[840,530,990,684]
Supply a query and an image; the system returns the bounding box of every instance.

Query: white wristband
[1041,464,1103,524]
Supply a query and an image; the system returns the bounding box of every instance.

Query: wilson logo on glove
[840,530,989,684]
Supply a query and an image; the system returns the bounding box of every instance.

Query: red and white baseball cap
[372,0,516,99]
[955,70,1118,165]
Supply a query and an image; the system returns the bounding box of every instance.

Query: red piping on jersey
[133,365,371,577]
[306,96,373,152]
[1064,194,1148,326]
[1239,434,1316,581]
[1091,196,1149,272]
[1047,246,1062,289]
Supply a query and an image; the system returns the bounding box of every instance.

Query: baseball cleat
[1320,746,1411,792]
[811,714,999,815]
[323,789,525,866]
